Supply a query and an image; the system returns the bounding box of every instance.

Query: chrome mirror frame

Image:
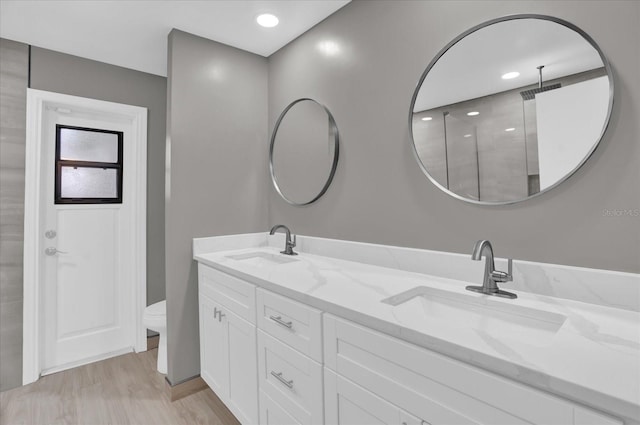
[408,14,614,205]
[269,98,340,206]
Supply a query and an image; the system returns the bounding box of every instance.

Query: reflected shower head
[520,83,562,100]
[520,65,561,100]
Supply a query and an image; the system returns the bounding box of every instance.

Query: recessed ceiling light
[467,111,480,116]
[257,14,279,28]
[463,134,472,138]
[505,127,516,132]
[421,117,433,121]
[502,72,520,80]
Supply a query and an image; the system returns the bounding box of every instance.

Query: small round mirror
[270,98,339,206]
[409,15,613,204]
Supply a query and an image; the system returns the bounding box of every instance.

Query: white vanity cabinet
[323,314,622,425]
[256,289,324,425]
[197,265,258,425]
[194,256,625,425]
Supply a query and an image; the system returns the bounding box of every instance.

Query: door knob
[45,247,68,255]
[45,230,57,239]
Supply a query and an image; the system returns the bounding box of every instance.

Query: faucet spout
[269,224,298,256]
[471,239,494,265]
[269,224,290,239]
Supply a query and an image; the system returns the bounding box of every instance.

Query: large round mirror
[409,15,613,204]
[270,98,339,206]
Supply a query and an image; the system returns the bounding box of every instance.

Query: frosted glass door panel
[444,114,480,200]
[60,167,118,199]
[59,128,119,163]
[536,76,609,190]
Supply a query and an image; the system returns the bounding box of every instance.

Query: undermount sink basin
[226,251,298,267]
[381,286,566,345]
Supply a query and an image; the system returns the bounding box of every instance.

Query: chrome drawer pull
[269,315,293,329]
[270,371,294,389]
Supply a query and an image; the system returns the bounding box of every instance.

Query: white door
[24,90,147,377]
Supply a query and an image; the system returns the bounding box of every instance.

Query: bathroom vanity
[193,233,639,425]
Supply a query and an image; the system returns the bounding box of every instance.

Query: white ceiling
[0,0,350,77]
[414,18,605,112]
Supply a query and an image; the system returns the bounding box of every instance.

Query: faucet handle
[491,258,513,282]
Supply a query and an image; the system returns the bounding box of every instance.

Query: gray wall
[267,0,640,273]
[0,41,167,391]
[165,30,268,384]
[30,47,168,308]
[0,38,28,392]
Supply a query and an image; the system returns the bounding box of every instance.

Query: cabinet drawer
[260,389,302,425]
[198,263,255,324]
[325,314,593,425]
[257,288,322,362]
[258,330,323,425]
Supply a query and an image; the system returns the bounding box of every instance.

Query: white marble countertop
[194,244,640,421]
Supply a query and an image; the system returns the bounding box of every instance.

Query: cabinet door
[199,293,258,425]
[324,368,401,425]
[225,307,259,425]
[199,294,229,396]
[324,314,543,424]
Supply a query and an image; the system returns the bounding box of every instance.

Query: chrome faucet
[269,224,298,256]
[466,240,516,299]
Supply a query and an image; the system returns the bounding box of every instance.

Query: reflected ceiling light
[467,111,480,116]
[421,116,433,121]
[463,134,472,138]
[256,13,279,28]
[505,127,516,132]
[501,71,520,80]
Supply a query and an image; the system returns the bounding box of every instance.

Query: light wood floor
[0,348,240,425]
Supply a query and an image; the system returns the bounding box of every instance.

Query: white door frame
[23,88,147,385]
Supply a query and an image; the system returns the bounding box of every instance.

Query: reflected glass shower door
[444,112,480,201]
